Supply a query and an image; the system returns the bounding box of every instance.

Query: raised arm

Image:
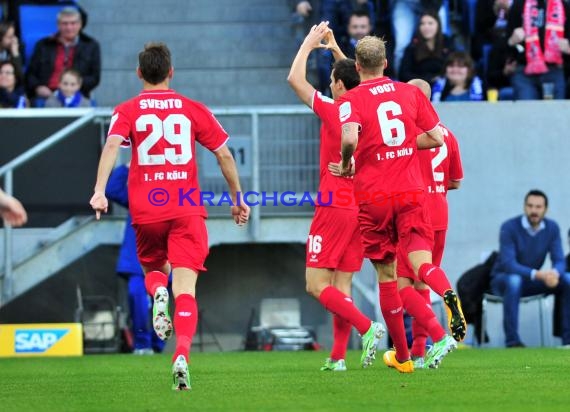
[287,21,329,107]
[324,27,347,62]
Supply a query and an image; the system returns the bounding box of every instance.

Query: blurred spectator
[506,0,570,100]
[321,0,375,41]
[391,0,445,76]
[473,0,512,61]
[431,51,485,102]
[25,6,100,106]
[487,38,517,100]
[399,10,453,83]
[318,10,374,93]
[45,68,91,107]
[106,163,166,355]
[0,60,27,108]
[338,9,374,57]
[0,21,22,74]
[290,1,318,47]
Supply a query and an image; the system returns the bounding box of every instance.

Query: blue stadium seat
[18,1,79,65]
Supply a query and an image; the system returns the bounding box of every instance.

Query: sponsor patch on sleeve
[339,102,351,122]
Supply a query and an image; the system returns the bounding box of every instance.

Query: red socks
[330,314,352,361]
[172,294,198,363]
[418,263,452,297]
[319,286,371,335]
[379,281,409,362]
[400,286,445,353]
[144,270,168,296]
[411,288,431,358]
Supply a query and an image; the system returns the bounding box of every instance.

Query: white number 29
[136,114,192,166]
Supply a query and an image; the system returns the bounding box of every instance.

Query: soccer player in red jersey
[395,79,464,368]
[338,36,465,373]
[90,43,250,390]
[287,22,385,370]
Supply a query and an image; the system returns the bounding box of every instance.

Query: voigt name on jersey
[0,323,83,357]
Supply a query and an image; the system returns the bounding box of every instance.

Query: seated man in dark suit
[490,189,570,347]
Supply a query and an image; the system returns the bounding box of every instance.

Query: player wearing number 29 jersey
[90,43,249,391]
[108,89,228,225]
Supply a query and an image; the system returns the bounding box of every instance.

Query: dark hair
[332,58,360,90]
[138,42,171,85]
[349,10,371,22]
[444,51,475,84]
[0,60,22,88]
[525,190,548,208]
[413,10,445,62]
[440,51,476,100]
[0,21,15,46]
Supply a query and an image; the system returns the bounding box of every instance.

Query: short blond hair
[355,36,386,74]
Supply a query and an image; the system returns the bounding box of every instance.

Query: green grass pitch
[1,348,569,411]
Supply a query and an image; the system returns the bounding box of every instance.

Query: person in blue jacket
[490,189,570,348]
[106,162,165,354]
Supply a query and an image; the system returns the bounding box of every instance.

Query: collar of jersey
[359,77,391,87]
[139,89,175,95]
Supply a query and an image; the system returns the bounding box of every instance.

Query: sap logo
[15,329,69,353]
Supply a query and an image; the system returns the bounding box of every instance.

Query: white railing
[0,106,319,301]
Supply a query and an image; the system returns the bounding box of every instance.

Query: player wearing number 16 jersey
[338,36,464,372]
[90,43,250,390]
[288,22,384,370]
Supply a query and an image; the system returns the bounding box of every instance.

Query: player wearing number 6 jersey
[338,36,465,373]
[90,42,250,390]
[288,22,385,371]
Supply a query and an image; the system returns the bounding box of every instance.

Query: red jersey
[107,89,229,224]
[417,124,463,230]
[311,91,357,210]
[337,77,439,201]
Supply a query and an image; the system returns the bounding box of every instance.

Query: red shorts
[133,215,209,272]
[397,230,447,280]
[306,207,364,272]
[358,192,434,264]
[432,230,447,267]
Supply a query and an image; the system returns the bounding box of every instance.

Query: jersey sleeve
[447,133,464,181]
[337,92,361,126]
[415,88,440,132]
[192,102,229,152]
[107,105,132,147]
[312,90,335,119]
